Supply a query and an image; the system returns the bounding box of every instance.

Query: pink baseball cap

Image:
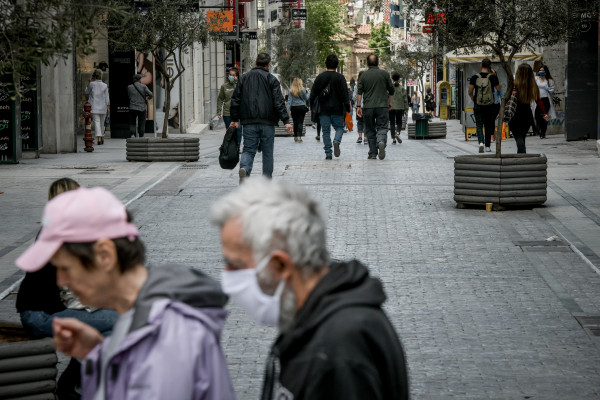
[16,187,139,272]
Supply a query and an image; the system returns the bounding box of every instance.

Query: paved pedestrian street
[1,120,600,398]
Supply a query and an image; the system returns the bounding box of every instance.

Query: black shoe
[368,155,376,159]
[395,133,402,143]
[333,142,340,157]
[356,137,362,144]
[325,155,332,160]
[540,134,545,139]
[392,140,397,145]
[378,141,386,160]
[315,136,320,141]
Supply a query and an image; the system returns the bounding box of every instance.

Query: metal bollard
[83,102,94,152]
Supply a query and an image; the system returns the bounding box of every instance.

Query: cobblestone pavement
[1,119,600,399]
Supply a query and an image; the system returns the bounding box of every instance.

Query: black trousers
[535,97,551,136]
[290,106,307,137]
[389,109,405,139]
[129,109,146,138]
[474,104,496,147]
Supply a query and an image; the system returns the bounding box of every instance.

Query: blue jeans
[319,114,345,157]
[20,309,118,338]
[223,116,242,147]
[241,124,275,177]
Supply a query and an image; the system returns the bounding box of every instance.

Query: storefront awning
[446,49,542,64]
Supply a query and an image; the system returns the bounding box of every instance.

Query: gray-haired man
[212,178,408,400]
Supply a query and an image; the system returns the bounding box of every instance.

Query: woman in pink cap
[16,187,236,400]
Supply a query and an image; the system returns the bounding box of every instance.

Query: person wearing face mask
[212,178,409,400]
[218,67,243,148]
[534,65,556,139]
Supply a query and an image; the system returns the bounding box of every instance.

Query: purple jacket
[81,264,236,400]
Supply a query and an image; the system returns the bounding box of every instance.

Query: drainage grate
[575,316,600,337]
[79,170,112,174]
[515,240,571,253]
[180,164,209,169]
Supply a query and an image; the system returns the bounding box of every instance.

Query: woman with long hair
[508,63,549,153]
[534,64,555,138]
[287,77,309,142]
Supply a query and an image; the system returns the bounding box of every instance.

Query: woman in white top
[85,69,110,145]
[534,65,555,139]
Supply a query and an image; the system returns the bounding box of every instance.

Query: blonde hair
[290,78,304,98]
[92,69,103,80]
[514,63,540,104]
[48,178,80,200]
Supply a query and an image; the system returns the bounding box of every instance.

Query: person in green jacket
[217,67,242,147]
[389,72,408,144]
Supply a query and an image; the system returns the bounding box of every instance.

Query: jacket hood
[130,264,229,332]
[275,260,386,358]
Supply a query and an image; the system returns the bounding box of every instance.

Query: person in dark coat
[213,178,409,400]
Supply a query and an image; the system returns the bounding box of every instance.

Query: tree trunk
[162,79,170,139]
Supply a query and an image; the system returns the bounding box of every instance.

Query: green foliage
[107,0,208,137]
[405,0,597,92]
[306,0,346,64]
[368,22,391,56]
[0,0,127,96]
[275,28,318,87]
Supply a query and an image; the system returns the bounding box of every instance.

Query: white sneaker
[485,147,491,152]
[479,144,484,153]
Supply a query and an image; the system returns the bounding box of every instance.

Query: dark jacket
[261,260,409,400]
[16,264,65,315]
[230,67,289,126]
[16,229,65,315]
[310,71,350,116]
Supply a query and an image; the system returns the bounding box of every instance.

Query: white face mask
[221,255,285,327]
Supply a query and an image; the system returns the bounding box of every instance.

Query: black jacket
[230,67,289,126]
[310,71,350,116]
[261,260,409,400]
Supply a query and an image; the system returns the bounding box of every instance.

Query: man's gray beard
[278,285,297,333]
[256,264,297,332]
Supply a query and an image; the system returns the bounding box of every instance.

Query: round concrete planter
[454,153,547,208]
[408,121,447,139]
[126,138,199,162]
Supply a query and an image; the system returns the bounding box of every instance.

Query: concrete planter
[454,154,547,208]
[407,121,447,139]
[126,138,199,162]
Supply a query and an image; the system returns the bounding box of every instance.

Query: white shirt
[535,76,554,99]
[85,80,110,114]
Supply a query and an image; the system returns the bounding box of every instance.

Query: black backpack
[219,126,240,169]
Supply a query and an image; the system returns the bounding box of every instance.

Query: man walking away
[212,178,409,400]
[356,54,395,160]
[469,58,502,153]
[127,74,153,138]
[230,53,292,182]
[309,54,351,160]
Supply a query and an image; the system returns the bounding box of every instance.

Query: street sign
[423,25,434,34]
[242,31,258,40]
[291,9,306,20]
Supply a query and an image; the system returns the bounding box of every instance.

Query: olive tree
[107,0,208,138]
[404,0,597,154]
